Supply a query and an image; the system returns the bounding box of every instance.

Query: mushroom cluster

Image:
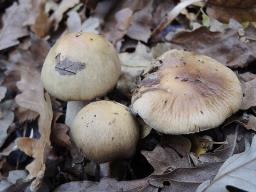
[41,32,243,171]
[41,32,139,163]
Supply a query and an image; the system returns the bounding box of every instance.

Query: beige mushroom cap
[71,100,139,163]
[131,50,242,134]
[41,32,121,101]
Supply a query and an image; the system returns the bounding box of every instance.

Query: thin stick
[151,0,204,38]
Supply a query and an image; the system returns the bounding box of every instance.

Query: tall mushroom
[71,100,139,163]
[41,32,121,126]
[131,49,242,134]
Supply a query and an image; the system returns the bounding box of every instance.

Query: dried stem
[151,0,205,38]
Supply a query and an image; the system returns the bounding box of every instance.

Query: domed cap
[131,50,242,134]
[41,32,121,101]
[71,100,139,163]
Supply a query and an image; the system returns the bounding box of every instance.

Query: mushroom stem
[99,162,110,177]
[65,101,88,127]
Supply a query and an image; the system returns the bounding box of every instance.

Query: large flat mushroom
[131,49,242,134]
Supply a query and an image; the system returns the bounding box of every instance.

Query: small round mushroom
[131,49,242,134]
[71,100,139,163]
[41,32,121,126]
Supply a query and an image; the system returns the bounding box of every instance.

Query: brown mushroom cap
[41,32,121,101]
[71,100,139,163]
[131,50,242,134]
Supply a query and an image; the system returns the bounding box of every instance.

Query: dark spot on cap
[75,32,82,37]
[200,111,203,114]
[181,78,188,82]
[94,115,96,117]
[175,76,179,79]
[243,93,245,97]
[90,38,93,41]
[112,137,114,141]
[113,112,119,115]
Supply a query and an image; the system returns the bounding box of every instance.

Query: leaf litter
[1,0,256,191]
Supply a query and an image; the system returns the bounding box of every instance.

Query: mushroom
[71,100,139,163]
[41,32,121,126]
[131,49,242,134]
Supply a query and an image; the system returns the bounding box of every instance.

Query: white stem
[65,101,88,127]
[99,162,110,177]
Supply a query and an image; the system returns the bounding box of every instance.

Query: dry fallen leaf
[15,68,53,191]
[126,0,153,42]
[241,114,256,131]
[104,8,133,45]
[197,135,256,192]
[241,78,256,110]
[0,101,15,148]
[207,0,256,8]
[0,86,7,102]
[51,0,79,30]
[51,113,71,147]
[66,11,82,33]
[170,27,256,68]
[31,1,52,37]
[117,43,153,96]
[0,0,29,50]
[81,17,101,34]
[206,0,256,23]
[142,145,191,175]
[54,163,222,192]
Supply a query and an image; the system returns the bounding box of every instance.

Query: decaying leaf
[207,4,256,23]
[241,114,256,131]
[161,135,191,157]
[0,101,14,148]
[117,43,153,95]
[171,27,256,68]
[0,0,29,50]
[105,8,133,45]
[241,78,256,110]
[51,0,80,30]
[81,17,101,34]
[142,145,191,175]
[126,0,153,42]
[15,68,53,191]
[0,86,7,102]
[54,163,222,192]
[193,126,240,165]
[31,1,52,37]
[197,135,256,192]
[51,113,71,147]
[207,0,256,8]
[8,38,49,123]
[15,106,39,123]
[66,11,82,33]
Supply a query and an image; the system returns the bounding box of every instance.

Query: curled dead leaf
[0,0,29,50]
[15,68,53,191]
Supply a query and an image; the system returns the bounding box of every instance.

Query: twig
[151,0,205,38]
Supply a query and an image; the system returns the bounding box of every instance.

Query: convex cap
[131,50,242,134]
[41,32,121,101]
[71,100,139,163]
